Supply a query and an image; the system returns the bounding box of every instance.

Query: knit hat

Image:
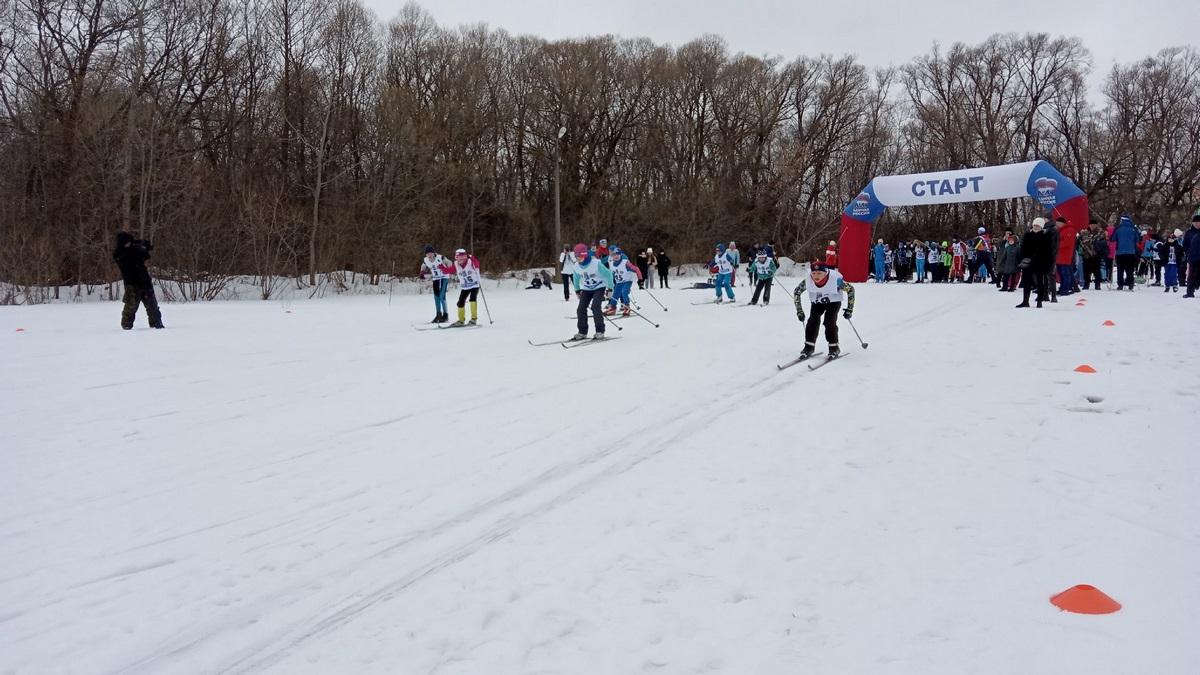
[424,244,435,253]
[573,243,589,257]
[977,227,986,234]
[716,243,726,253]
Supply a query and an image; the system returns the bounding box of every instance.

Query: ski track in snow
[2,278,1199,674]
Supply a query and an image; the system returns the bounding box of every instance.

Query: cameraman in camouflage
[113,231,164,330]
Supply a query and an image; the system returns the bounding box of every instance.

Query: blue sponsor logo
[1034,177,1058,205]
[851,192,873,217]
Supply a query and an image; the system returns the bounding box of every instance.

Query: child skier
[450,248,482,326]
[793,261,855,360]
[1160,232,1184,292]
[605,247,643,316]
[911,239,927,282]
[419,245,453,323]
[710,243,737,302]
[749,249,778,305]
[571,243,615,340]
[950,237,966,281]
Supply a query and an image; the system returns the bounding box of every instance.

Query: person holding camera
[113,231,164,330]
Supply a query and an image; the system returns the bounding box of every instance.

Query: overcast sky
[364,0,1195,92]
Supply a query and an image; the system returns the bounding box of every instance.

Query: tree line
[2,0,1198,301]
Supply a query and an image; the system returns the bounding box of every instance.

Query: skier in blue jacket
[1110,216,1140,290]
[710,243,737,303]
[873,239,886,282]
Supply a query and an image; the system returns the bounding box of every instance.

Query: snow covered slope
[2,278,1198,674]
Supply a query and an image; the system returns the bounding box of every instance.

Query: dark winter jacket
[113,232,154,286]
[1078,228,1108,260]
[1157,240,1185,266]
[1020,229,1055,273]
[1184,227,1200,262]
[656,252,671,272]
[1045,222,1060,264]
[636,252,651,277]
[1110,217,1140,255]
[996,239,1021,274]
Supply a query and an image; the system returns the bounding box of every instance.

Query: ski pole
[388,260,395,306]
[644,289,669,312]
[573,313,623,330]
[629,307,660,328]
[479,284,494,324]
[847,318,868,349]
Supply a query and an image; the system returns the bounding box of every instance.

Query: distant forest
[2,0,1198,299]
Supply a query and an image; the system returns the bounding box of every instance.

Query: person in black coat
[113,231,164,329]
[1016,218,1054,308]
[635,249,650,289]
[1184,215,1200,297]
[656,249,672,288]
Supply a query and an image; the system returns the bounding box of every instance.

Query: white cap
[978,227,986,234]
[455,248,467,255]
[1031,217,1047,228]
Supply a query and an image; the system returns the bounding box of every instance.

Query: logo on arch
[1034,177,1058,205]
[851,192,873,217]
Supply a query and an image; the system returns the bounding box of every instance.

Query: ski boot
[569,333,588,341]
[798,345,816,361]
[621,305,632,317]
[592,332,608,341]
[450,320,465,327]
[468,318,478,326]
[602,305,617,316]
[828,344,841,359]
[430,315,440,324]
[714,297,723,304]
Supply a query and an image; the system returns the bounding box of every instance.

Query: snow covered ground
[3,276,1199,674]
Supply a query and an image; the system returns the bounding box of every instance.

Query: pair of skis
[412,323,482,332]
[690,300,739,306]
[528,337,622,349]
[776,352,848,371]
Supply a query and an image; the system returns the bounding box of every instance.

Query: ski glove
[842,309,852,319]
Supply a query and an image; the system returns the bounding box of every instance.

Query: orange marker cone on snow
[1051,585,1121,614]
[1074,364,1097,373]
[15,328,25,332]
[1075,300,1086,306]
[1102,320,1115,326]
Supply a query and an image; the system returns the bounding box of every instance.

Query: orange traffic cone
[1102,320,1115,326]
[1051,585,1121,614]
[1074,364,1097,373]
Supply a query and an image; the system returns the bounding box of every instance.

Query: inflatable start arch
[839,161,1090,282]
